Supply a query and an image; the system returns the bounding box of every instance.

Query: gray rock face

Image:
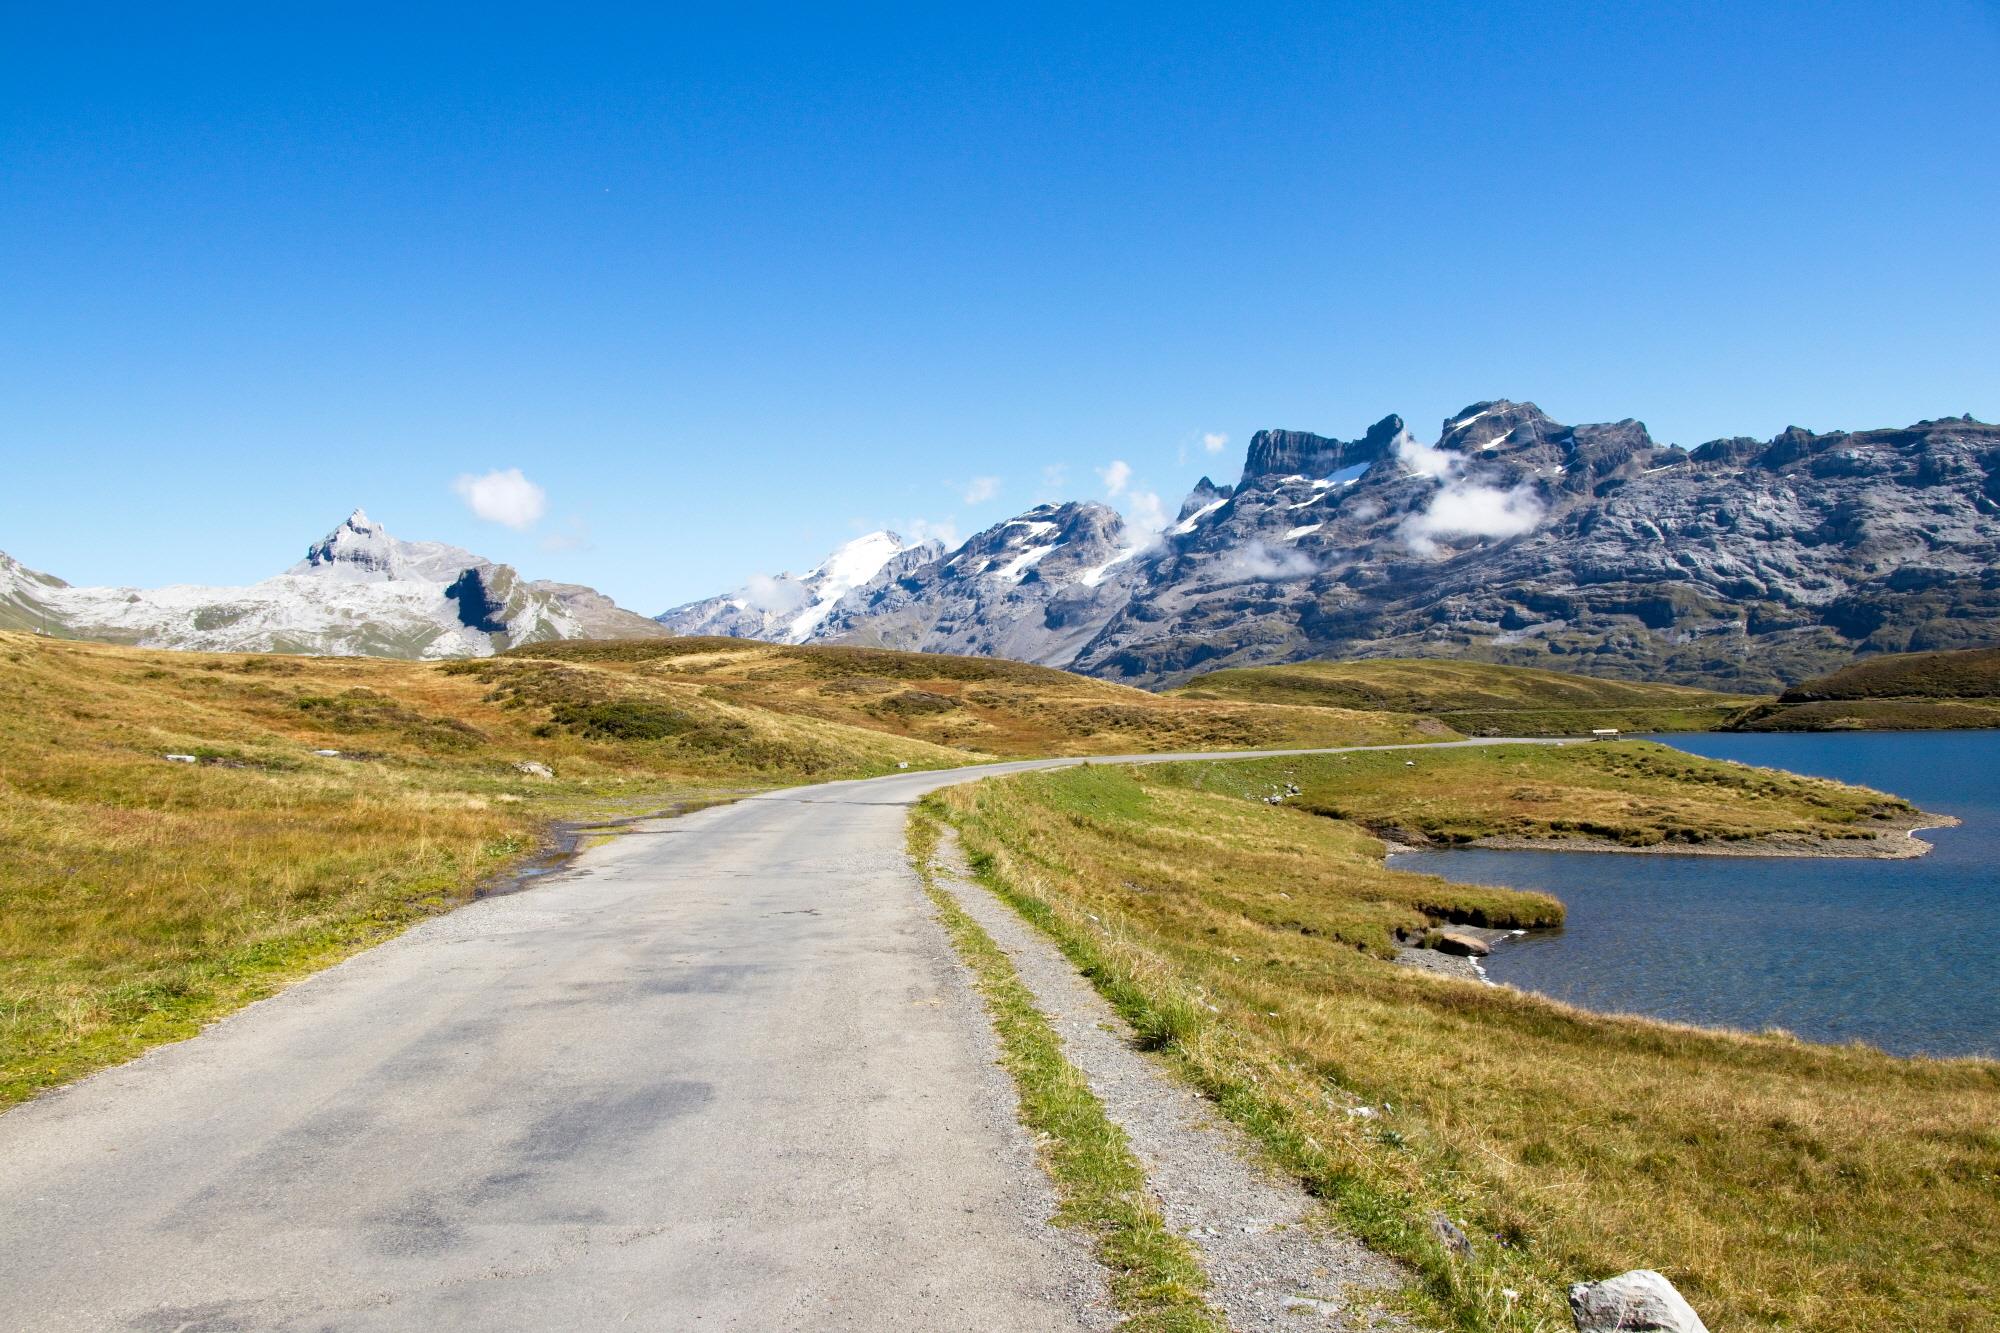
[655,530,942,643]
[0,549,70,634]
[780,403,1995,691]
[1568,1270,1709,1333]
[812,502,1149,663]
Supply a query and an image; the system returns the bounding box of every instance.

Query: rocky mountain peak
[1177,476,1233,521]
[291,510,486,585]
[1240,415,1407,489]
[1436,400,1562,455]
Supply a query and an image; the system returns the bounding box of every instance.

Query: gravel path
[927,833,1411,1331]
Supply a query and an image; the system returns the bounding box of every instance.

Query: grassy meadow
[0,631,1433,1107]
[1173,657,1756,736]
[1184,742,1923,851]
[930,757,2000,1332]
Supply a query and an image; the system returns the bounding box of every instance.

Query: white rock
[512,761,555,779]
[163,754,198,764]
[1568,1270,1709,1333]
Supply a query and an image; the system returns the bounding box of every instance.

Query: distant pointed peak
[343,506,379,531]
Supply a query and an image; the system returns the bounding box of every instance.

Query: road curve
[0,740,1554,1331]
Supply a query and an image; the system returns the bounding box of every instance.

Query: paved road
[0,741,1552,1331]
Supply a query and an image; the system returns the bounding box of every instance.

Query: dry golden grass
[1169,743,1921,850]
[504,637,1449,755]
[1174,657,1758,736]
[936,760,2000,1332]
[0,631,1432,1107]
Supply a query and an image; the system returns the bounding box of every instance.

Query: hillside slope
[0,631,1433,1107]
[1728,646,2000,730]
[1173,657,1754,735]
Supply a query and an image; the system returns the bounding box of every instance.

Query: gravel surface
[929,834,1412,1331]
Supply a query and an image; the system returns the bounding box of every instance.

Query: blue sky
[3,2,1995,612]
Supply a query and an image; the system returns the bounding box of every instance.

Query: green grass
[1779,647,2000,703]
[934,760,2000,1332]
[908,810,1224,1332]
[1728,698,2000,731]
[1719,647,2000,731]
[1164,742,1922,851]
[1174,658,1756,736]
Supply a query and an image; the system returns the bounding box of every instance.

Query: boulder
[512,761,555,779]
[1568,1270,1708,1333]
[1429,1211,1473,1260]
[1433,930,1491,958]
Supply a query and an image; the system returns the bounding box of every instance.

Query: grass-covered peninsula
[930,756,1998,1333]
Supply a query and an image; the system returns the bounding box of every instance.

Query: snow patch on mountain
[655,530,941,644]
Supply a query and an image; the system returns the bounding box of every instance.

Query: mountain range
[658,402,2000,690]
[7,403,1996,689]
[0,509,667,657]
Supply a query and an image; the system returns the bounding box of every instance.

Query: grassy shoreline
[909,811,1225,1332]
[932,755,2000,1332]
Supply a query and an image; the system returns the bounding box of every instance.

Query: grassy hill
[1173,656,1756,735]
[1729,647,2000,730]
[0,631,1436,1107]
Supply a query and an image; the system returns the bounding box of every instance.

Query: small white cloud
[1097,459,1133,498]
[1212,539,1316,584]
[452,468,547,530]
[1124,489,1169,534]
[1395,434,1460,480]
[1202,431,1229,454]
[906,517,961,550]
[740,573,812,614]
[1402,482,1544,556]
[962,475,1001,506]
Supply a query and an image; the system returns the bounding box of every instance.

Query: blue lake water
[1389,730,2000,1058]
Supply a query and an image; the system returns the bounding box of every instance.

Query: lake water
[1390,730,2000,1058]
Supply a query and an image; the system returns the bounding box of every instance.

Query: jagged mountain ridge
[654,530,944,643]
[677,403,2000,690]
[2,509,668,658]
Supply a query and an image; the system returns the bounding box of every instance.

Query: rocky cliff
[681,404,2000,690]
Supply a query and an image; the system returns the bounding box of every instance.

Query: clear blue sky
[3,2,1995,611]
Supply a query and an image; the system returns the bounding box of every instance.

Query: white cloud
[1390,432,1548,556]
[906,517,961,550]
[1402,483,1545,556]
[1124,489,1169,535]
[1202,431,1229,454]
[1212,539,1316,584]
[452,468,547,530]
[962,475,1001,505]
[1395,434,1460,480]
[1097,459,1132,497]
[740,573,812,614]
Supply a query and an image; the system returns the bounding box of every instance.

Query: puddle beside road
[474,793,757,899]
